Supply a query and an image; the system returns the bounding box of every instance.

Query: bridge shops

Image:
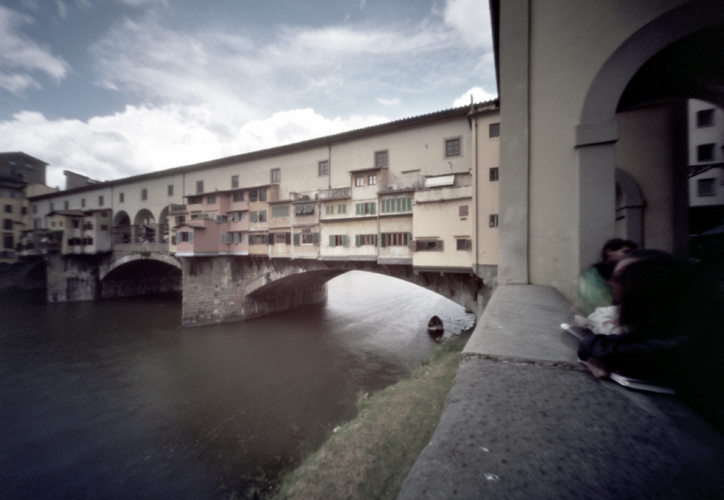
[23,102,500,325]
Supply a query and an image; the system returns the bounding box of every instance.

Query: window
[697,143,716,162]
[380,232,410,247]
[101,225,109,231]
[445,138,461,157]
[3,235,13,249]
[275,233,290,244]
[3,219,11,230]
[178,231,194,243]
[83,237,93,246]
[250,211,258,222]
[326,205,334,215]
[196,181,204,194]
[188,196,202,204]
[259,188,267,201]
[457,238,472,251]
[4,205,11,213]
[375,150,388,168]
[119,192,125,203]
[21,207,26,215]
[354,234,377,247]
[489,123,500,137]
[355,176,364,187]
[698,178,716,197]
[206,195,216,205]
[381,197,412,213]
[337,204,346,214]
[301,233,315,245]
[415,239,442,251]
[231,175,239,188]
[697,109,715,128]
[72,219,80,229]
[33,205,37,214]
[50,203,54,211]
[368,174,377,185]
[258,210,267,222]
[233,192,244,202]
[271,168,280,183]
[355,202,376,215]
[489,214,499,227]
[329,235,349,247]
[141,189,148,201]
[318,160,329,176]
[489,167,499,181]
[294,203,315,215]
[233,232,240,244]
[81,199,86,208]
[168,185,174,196]
[98,195,104,206]
[459,205,469,217]
[249,189,257,202]
[221,233,233,244]
[272,206,290,218]
[64,201,69,210]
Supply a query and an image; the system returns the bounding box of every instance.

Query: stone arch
[100,252,181,281]
[113,210,131,244]
[158,205,170,244]
[576,1,724,269]
[134,208,156,243]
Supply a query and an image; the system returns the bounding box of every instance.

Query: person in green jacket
[577,238,637,315]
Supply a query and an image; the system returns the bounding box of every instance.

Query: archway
[576,1,724,270]
[134,209,156,243]
[113,211,131,244]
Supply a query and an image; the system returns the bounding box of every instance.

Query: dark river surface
[0,271,474,500]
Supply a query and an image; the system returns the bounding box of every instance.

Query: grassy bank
[272,333,469,500]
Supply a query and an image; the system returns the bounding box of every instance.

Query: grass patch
[272,333,469,500]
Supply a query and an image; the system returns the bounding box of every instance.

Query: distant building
[64,170,100,191]
[0,152,54,264]
[688,99,724,235]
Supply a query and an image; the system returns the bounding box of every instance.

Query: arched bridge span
[180,255,488,327]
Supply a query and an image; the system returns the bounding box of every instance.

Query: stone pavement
[397,285,724,499]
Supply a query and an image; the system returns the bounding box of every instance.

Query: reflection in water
[0,271,474,499]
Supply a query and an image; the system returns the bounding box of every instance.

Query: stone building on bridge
[22,102,501,322]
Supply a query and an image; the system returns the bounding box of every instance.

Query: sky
[0,0,496,189]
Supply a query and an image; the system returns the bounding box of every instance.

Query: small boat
[427,315,444,338]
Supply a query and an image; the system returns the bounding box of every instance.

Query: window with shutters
[489,167,499,181]
[459,205,469,217]
[272,206,289,218]
[301,233,314,245]
[380,232,410,247]
[381,197,412,213]
[233,192,244,202]
[489,123,500,137]
[141,189,147,201]
[318,160,329,176]
[231,175,239,188]
[271,168,280,183]
[489,214,499,227]
[355,202,376,215]
[355,176,364,187]
[457,238,472,251]
[196,181,204,194]
[329,235,348,247]
[337,203,347,214]
[356,234,377,246]
[326,205,334,215]
[416,239,442,251]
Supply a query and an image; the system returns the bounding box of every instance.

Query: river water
[0,271,474,500]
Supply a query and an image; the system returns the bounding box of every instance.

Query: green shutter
[343,235,348,247]
[329,235,335,247]
[294,233,300,246]
[250,211,258,222]
[380,233,386,248]
[407,232,411,245]
[355,234,360,247]
[356,203,362,215]
[313,232,319,246]
[370,202,376,215]
[373,234,377,246]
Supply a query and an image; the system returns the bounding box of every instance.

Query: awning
[425,175,455,188]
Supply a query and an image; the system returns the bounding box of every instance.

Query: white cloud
[443,0,492,49]
[376,97,399,106]
[0,105,388,189]
[0,6,70,93]
[453,86,497,107]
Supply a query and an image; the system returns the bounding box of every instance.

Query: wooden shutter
[293,233,300,246]
[436,239,444,251]
[313,232,319,246]
[380,233,386,248]
[329,235,335,247]
[342,235,348,247]
[355,234,361,247]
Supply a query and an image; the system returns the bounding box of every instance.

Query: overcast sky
[0,0,496,189]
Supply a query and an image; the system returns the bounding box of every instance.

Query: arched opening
[133,209,156,243]
[577,3,724,271]
[113,211,131,244]
[100,258,181,299]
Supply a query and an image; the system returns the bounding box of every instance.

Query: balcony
[319,187,350,200]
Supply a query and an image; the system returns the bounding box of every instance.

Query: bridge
[25,102,501,326]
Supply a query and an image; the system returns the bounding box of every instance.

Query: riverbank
[270,332,469,500]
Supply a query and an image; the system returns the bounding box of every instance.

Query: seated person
[577,238,637,315]
[578,249,724,427]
